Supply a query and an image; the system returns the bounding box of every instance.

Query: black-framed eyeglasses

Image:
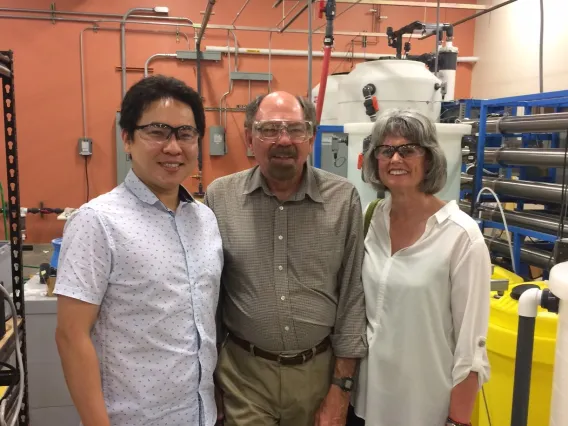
[374,143,426,160]
[253,120,314,143]
[135,123,200,144]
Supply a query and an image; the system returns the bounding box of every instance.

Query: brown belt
[228,333,330,366]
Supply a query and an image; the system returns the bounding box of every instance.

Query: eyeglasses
[375,143,426,160]
[135,123,200,144]
[253,120,314,143]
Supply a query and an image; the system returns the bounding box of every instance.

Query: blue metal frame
[313,125,344,169]
[464,90,568,277]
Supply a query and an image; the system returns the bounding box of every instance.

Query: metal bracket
[50,3,56,25]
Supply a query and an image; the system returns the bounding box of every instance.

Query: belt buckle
[277,352,305,365]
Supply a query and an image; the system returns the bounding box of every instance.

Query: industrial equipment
[459,90,568,279]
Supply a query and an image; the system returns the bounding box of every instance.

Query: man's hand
[314,385,350,426]
[215,385,224,425]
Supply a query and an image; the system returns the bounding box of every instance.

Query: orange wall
[0,0,477,243]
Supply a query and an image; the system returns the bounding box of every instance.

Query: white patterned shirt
[54,170,223,426]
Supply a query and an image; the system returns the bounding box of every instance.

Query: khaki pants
[216,339,334,426]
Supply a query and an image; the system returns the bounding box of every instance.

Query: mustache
[269,146,298,158]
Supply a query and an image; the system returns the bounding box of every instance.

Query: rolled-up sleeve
[54,207,112,305]
[331,188,368,358]
[450,238,491,388]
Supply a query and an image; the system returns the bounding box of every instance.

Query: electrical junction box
[78,137,93,156]
[209,126,227,156]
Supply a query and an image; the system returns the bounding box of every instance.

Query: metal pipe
[484,148,568,168]
[459,201,568,237]
[308,0,313,101]
[273,0,285,7]
[197,0,216,46]
[276,1,302,27]
[144,53,177,77]
[206,45,478,62]
[80,25,190,140]
[461,174,568,205]
[0,7,193,23]
[280,1,316,32]
[484,237,553,270]
[0,13,403,37]
[122,8,155,98]
[233,0,252,25]
[419,0,517,39]
[314,0,363,33]
[434,0,440,74]
[463,112,568,134]
[195,0,215,196]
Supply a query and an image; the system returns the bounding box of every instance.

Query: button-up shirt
[204,165,367,358]
[54,170,223,426]
[353,198,491,426]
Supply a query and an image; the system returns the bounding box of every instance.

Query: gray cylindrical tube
[461,174,566,205]
[484,237,552,269]
[484,148,568,168]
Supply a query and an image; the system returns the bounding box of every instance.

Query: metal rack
[460,90,568,280]
[0,49,29,425]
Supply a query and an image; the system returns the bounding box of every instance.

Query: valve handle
[318,0,326,18]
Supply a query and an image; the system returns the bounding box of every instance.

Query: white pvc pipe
[205,45,479,63]
[548,261,568,426]
[518,287,542,318]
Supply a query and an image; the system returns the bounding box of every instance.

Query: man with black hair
[54,75,223,426]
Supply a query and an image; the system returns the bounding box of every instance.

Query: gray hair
[244,94,317,130]
[362,109,447,194]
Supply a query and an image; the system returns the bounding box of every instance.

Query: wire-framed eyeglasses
[135,123,200,144]
[253,120,314,143]
[374,143,426,160]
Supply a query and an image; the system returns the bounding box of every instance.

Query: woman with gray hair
[347,109,491,426]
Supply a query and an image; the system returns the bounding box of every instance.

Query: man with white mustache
[204,91,367,426]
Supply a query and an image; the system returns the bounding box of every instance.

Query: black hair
[119,75,205,140]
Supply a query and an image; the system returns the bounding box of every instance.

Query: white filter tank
[338,60,443,124]
[344,122,471,210]
[312,72,348,125]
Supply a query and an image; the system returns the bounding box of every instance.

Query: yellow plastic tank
[473,280,557,426]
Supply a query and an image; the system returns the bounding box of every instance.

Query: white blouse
[353,198,491,426]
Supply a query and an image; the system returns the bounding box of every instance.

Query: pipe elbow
[518,288,543,318]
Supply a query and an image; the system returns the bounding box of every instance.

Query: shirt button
[281,296,286,301]
[284,326,289,331]
[278,265,283,271]
[279,206,284,211]
[278,235,283,240]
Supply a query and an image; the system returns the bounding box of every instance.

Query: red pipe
[315,45,332,123]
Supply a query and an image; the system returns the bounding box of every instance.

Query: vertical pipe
[434,0,441,74]
[472,103,488,215]
[511,288,542,426]
[80,28,88,138]
[315,0,336,123]
[511,316,536,426]
[316,46,332,122]
[307,0,313,100]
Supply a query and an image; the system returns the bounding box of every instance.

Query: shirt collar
[124,169,194,207]
[242,165,324,203]
[381,196,457,225]
[433,199,458,224]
